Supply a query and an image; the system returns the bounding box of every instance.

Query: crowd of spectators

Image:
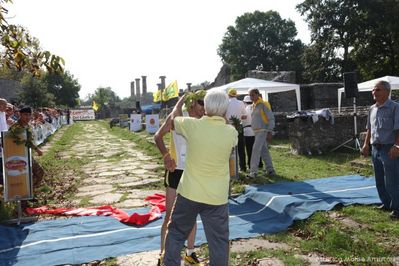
[4,105,64,130]
[0,98,68,187]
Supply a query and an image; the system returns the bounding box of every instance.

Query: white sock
[186,248,194,256]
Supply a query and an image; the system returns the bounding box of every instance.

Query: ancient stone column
[130,81,135,97]
[135,78,141,99]
[141,76,147,95]
[159,76,166,89]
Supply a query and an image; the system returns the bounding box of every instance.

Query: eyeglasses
[197,100,204,106]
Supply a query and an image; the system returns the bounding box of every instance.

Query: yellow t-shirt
[174,116,238,205]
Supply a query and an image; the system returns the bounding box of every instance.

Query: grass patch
[79,196,91,207]
[2,120,393,264]
[230,249,306,266]
[34,123,91,206]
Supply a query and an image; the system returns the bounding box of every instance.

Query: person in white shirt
[225,88,247,172]
[0,98,8,132]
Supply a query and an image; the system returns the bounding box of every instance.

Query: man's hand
[163,154,176,172]
[36,149,43,156]
[361,145,370,157]
[388,145,399,159]
[266,131,273,142]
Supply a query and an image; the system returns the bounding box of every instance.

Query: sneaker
[266,170,276,177]
[183,252,203,266]
[375,204,390,211]
[157,254,164,266]
[390,211,399,220]
[245,172,257,179]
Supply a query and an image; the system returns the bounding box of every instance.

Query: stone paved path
[56,123,164,210]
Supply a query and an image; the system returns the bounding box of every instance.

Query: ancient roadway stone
[117,178,161,188]
[98,171,125,177]
[91,192,123,205]
[114,199,149,208]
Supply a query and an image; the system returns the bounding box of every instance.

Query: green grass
[2,120,396,265]
[230,249,307,266]
[101,121,396,265]
[34,123,90,206]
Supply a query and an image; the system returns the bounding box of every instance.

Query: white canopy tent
[338,76,399,113]
[208,78,301,111]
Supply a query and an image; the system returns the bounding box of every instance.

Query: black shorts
[164,169,183,189]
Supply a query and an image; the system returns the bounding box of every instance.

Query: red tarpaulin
[26,193,166,226]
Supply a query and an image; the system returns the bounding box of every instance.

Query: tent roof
[338,76,399,113]
[211,77,299,92]
[209,78,301,110]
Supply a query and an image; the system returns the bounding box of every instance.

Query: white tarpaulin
[338,76,399,113]
[208,78,301,111]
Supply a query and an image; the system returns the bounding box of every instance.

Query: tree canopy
[0,0,64,75]
[217,10,304,81]
[17,70,80,108]
[297,0,399,82]
[44,71,80,107]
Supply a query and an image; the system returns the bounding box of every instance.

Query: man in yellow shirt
[162,91,237,266]
[247,88,275,178]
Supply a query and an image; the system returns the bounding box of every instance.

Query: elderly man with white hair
[162,90,238,266]
[361,80,399,220]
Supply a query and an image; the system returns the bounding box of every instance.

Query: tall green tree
[297,0,362,82]
[44,71,80,107]
[217,10,304,81]
[0,0,64,75]
[87,87,121,112]
[19,74,55,108]
[352,0,399,79]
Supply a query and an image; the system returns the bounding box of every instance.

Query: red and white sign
[70,109,95,120]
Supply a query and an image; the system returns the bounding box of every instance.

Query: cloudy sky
[6,0,311,99]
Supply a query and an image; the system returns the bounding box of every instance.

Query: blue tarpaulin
[0,175,380,266]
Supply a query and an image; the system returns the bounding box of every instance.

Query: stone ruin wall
[210,68,382,154]
[242,71,377,154]
[272,83,374,155]
[286,108,369,155]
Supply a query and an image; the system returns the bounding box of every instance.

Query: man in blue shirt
[361,80,399,219]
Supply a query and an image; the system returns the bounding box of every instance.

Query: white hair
[204,90,229,117]
[376,80,391,92]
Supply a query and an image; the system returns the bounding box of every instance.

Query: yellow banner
[92,100,99,111]
[162,80,179,101]
[153,90,162,103]
[2,131,33,201]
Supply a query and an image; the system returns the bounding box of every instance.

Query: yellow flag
[153,90,162,103]
[92,100,99,111]
[162,80,179,101]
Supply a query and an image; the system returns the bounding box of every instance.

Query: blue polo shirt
[367,99,399,145]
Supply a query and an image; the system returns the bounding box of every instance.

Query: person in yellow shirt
[247,88,275,178]
[160,90,237,266]
[154,91,206,266]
